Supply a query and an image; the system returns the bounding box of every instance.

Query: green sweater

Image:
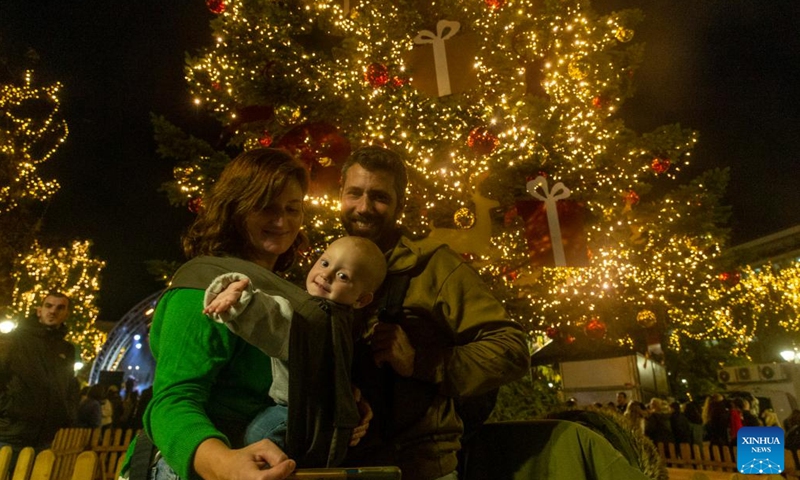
[142,288,275,479]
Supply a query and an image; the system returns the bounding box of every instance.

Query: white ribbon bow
[413,20,460,97]
[527,175,571,266]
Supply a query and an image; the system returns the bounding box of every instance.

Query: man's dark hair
[341,146,408,211]
[43,290,70,307]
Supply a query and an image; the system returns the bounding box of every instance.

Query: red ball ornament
[651,157,671,174]
[276,122,351,197]
[206,0,226,14]
[211,81,221,91]
[585,317,607,339]
[365,63,390,88]
[485,0,505,9]
[467,126,499,155]
[591,96,605,109]
[188,197,203,214]
[625,190,640,206]
[718,271,741,287]
[503,206,518,227]
[545,326,561,340]
[390,76,407,88]
[258,131,273,147]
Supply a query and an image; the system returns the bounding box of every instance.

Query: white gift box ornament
[526,176,571,267]
[413,20,460,97]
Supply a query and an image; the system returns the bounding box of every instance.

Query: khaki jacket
[345,234,530,480]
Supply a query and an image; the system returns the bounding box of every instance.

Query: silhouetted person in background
[77,384,106,428]
[129,385,153,431]
[645,397,674,445]
[107,385,124,428]
[669,401,692,450]
[703,393,731,449]
[0,292,80,462]
[683,401,704,446]
[734,397,760,427]
[616,391,630,414]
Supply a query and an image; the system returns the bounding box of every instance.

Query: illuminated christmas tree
[11,240,107,363]
[158,0,734,371]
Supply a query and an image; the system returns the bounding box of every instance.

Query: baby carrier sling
[130,255,360,478]
[366,250,499,445]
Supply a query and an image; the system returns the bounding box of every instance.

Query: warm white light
[74,361,84,372]
[780,350,796,362]
[0,319,17,334]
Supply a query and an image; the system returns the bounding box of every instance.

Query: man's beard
[342,212,382,240]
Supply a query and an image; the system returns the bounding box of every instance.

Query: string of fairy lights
[0,70,65,213]
[167,0,800,359]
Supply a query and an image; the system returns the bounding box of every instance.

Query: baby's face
[306,241,369,306]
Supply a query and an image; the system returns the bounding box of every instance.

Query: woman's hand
[350,386,373,446]
[194,438,296,480]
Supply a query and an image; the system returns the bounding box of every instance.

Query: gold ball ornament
[568,59,590,80]
[453,207,476,229]
[243,137,263,150]
[275,104,302,126]
[615,27,635,43]
[637,310,657,328]
[318,156,333,167]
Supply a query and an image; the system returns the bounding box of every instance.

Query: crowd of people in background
[77,379,152,431]
[575,390,800,450]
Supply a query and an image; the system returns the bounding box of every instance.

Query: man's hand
[204,278,250,315]
[370,322,415,377]
[194,437,296,480]
[350,386,373,446]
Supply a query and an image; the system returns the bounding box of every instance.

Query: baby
[203,235,387,448]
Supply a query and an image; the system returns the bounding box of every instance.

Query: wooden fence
[0,428,137,480]
[657,441,799,480]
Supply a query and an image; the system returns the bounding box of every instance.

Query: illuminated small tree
[11,240,106,363]
[709,262,800,362]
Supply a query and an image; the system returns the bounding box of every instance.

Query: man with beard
[338,146,531,480]
[0,292,80,463]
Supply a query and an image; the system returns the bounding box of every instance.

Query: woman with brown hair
[130,149,309,480]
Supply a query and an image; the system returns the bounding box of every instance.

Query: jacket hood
[386,234,448,274]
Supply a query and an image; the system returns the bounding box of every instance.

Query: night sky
[2,1,799,323]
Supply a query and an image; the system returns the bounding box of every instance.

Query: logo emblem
[737,426,784,474]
